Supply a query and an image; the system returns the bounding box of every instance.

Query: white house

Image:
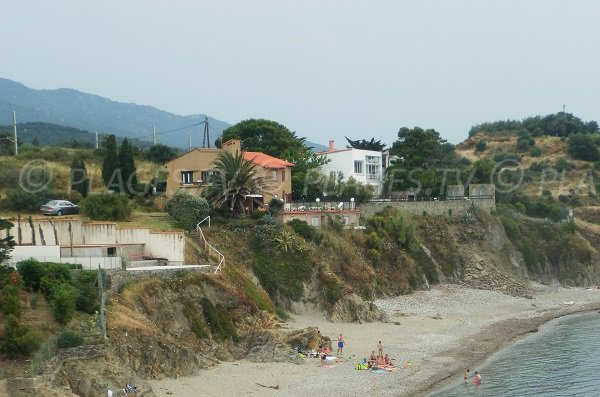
[318,140,384,195]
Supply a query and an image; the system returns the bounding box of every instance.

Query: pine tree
[102,135,118,189]
[70,158,89,197]
[118,138,138,194]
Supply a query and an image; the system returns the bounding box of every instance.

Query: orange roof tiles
[243,152,294,169]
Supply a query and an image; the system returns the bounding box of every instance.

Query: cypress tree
[102,135,118,188]
[70,158,89,197]
[118,138,138,194]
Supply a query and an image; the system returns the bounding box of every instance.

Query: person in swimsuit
[464,368,470,383]
[377,340,384,356]
[337,334,345,356]
[472,371,481,385]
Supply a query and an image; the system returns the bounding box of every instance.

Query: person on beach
[369,351,377,368]
[337,334,345,356]
[377,340,384,356]
[472,371,481,385]
[464,368,470,383]
[384,354,392,366]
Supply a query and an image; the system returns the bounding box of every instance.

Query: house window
[281,170,286,182]
[354,160,364,174]
[311,217,320,227]
[366,156,379,180]
[107,247,116,257]
[343,216,350,225]
[200,170,212,184]
[272,170,277,181]
[181,171,193,184]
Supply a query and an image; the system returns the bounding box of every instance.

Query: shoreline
[419,303,600,396]
[149,284,600,397]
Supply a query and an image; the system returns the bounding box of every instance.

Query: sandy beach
[149,284,600,397]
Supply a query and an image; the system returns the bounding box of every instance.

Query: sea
[429,311,600,396]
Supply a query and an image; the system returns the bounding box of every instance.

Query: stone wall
[360,197,496,219]
[106,267,210,294]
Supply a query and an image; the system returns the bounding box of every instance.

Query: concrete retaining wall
[107,267,207,293]
[0,219,184,262]
[360,198,496,219]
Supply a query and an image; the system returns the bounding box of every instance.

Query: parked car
[40,200,79,216]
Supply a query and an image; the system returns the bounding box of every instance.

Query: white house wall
[319,148,384,194]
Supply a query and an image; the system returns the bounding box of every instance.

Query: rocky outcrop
[327,293,387,323]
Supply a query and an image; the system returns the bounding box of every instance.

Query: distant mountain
[305,140,328,152]
[0,78,229,149]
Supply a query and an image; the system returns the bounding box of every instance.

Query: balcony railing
[285,201,357,212]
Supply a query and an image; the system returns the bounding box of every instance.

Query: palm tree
[203,151,271,214]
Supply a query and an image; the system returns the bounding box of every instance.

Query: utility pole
[12,111,18,156]
[188,135,192,151]
[95,131,99,149]
[153,125,156,145]
[202,116,210,148]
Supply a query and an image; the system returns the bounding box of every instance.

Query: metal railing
[196,216,224,274]
[285,201,357,212]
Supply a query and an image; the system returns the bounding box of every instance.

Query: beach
[149,284,600,397]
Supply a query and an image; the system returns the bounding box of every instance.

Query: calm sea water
[430,311,600,397]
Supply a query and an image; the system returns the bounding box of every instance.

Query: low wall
[107,267,208,293]
[360,198,495,219]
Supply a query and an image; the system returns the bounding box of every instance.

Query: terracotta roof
[243,152,294,169]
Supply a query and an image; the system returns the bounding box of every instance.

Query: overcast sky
[2,0,599,145]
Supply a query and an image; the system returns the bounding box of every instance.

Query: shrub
[39,264,72,298]
[73,271,99,314]
[56,330,83,348]
[474,140,487,152]
[200,298,237,341]
[0,286,22,317]
[530,147,542,157]
[287,219,320,242]
[17,259,47,292]
[555,158,573,173]
[0,188,55,212]
[568,134,600,161]
[51,284,77,325]
[166,190,210,230]
[0,315,40,358]
[268,198,284,214]
[80,193,132,221]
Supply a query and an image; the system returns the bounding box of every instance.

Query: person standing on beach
[337,334,345,356]
[377,340,384,356]
[464,368,470,383]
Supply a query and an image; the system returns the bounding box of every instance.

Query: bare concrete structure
[0,219,185,265]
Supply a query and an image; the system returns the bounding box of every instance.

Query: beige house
[164,139,293,205]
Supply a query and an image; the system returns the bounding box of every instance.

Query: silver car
[40,200,79,216]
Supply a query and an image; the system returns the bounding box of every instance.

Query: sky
[2,0,600,146]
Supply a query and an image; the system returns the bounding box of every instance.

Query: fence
[285,200,357,212]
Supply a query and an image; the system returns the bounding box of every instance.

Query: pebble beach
[149,284,600,397]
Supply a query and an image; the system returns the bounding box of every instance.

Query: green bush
[530,147,542,157]
[80,193,132,221]
[73,271,99,314]
[39,264,72,298]
[0,286,22,317]
[17,259,47,292]
[555,158,573,173]
[200,297,237,341]
[568,134,600,161]
[0,315,40,358]
[474,139,487,152]
[166,190,210,231]
[51,284,77,325]
[56,330,83,348]
[287,219,320,242]
[0,188,55,212]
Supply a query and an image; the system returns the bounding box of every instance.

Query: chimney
[328,140,334,152]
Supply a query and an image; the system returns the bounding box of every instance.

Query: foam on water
[430,311,600,396]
